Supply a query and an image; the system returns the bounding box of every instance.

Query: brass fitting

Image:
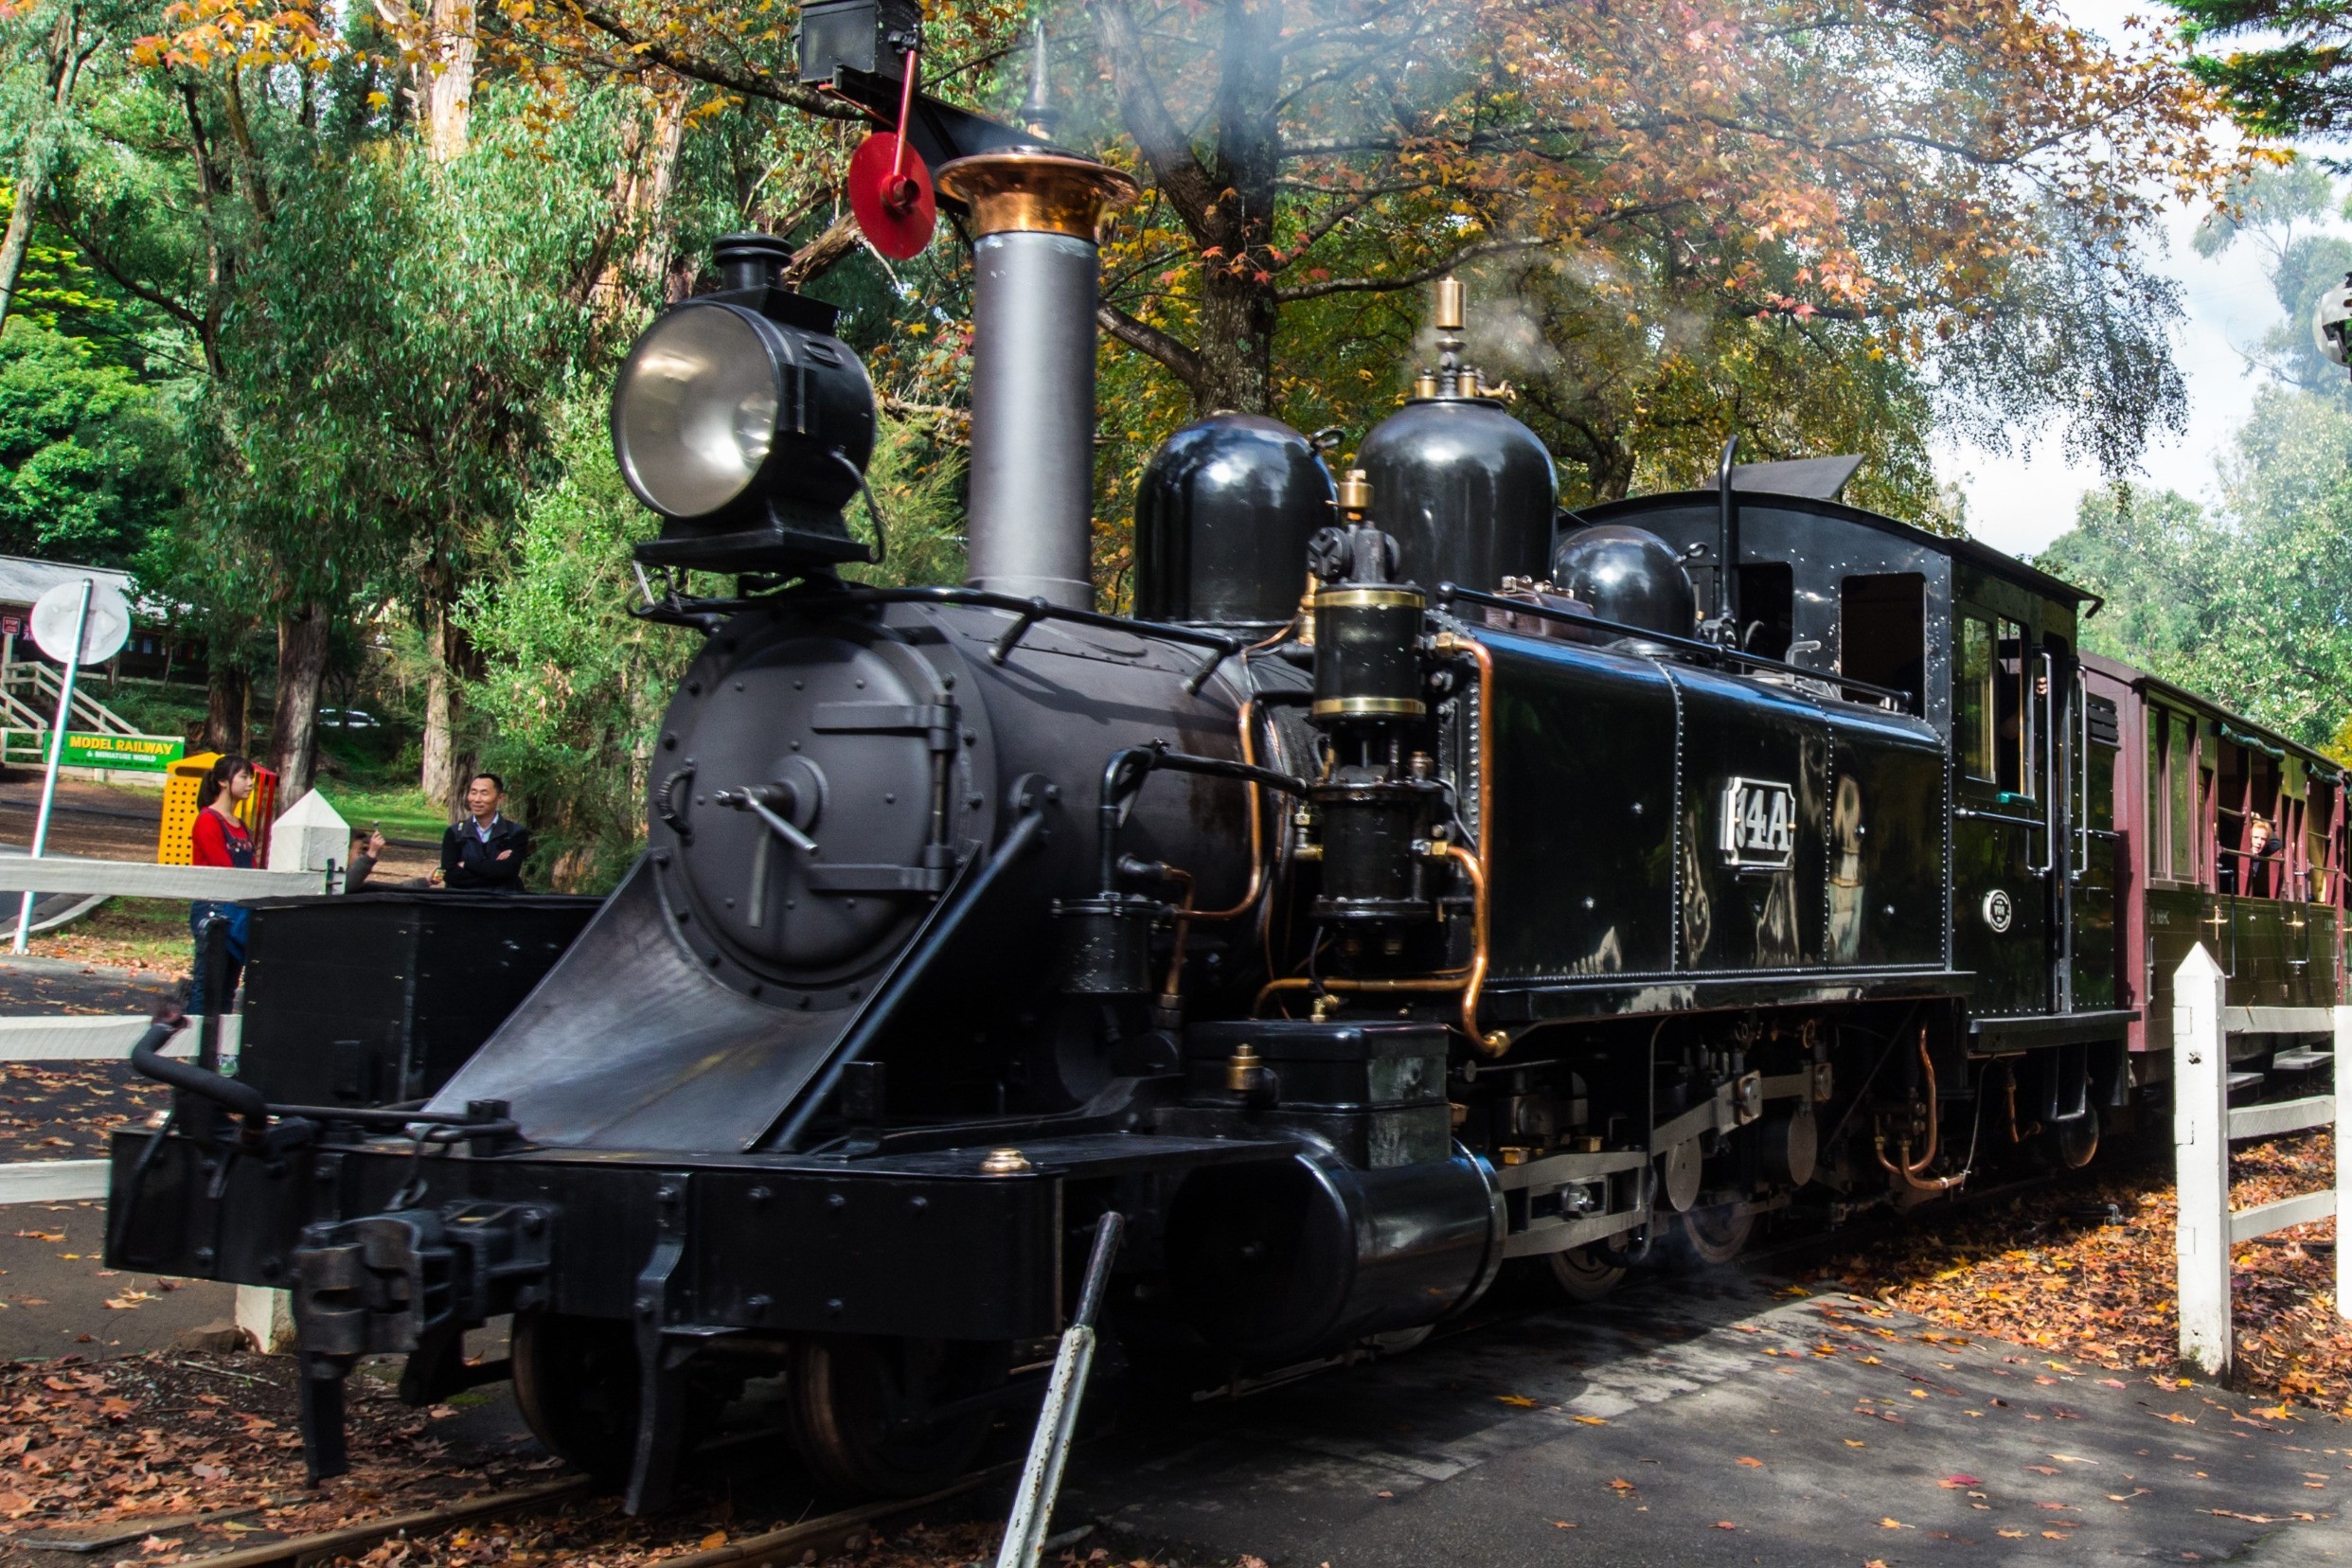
[1337,468,1373,522]
[977,1147,1032,1176]
[1225,1042,1263,1094]
[1434,276,1466,331]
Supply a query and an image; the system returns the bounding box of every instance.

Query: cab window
[1957,614,1994,780]
[1992,620,2031,797]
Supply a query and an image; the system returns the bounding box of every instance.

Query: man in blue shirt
[435,773,530,892]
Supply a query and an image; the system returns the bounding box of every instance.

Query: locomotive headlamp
[610,233,880,573]
[613,306,781,519]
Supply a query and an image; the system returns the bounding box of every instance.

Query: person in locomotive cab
[186,754,257,1014]
[433,773,529,892]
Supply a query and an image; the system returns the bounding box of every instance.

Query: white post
[2175,943,2232,1377]
[235,1285,296,1354]
[2338,1006,2350,1324]
[12,580,90,955]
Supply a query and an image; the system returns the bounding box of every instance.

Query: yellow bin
[158,753,277,864]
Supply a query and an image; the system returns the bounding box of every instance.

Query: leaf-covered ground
[1818,1130,2348,1417]
[0,1061,164,1162]
[0,1350,1256,1568]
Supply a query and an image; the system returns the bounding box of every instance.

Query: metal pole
[13,579,90,954]
[993,1212,1125,1568]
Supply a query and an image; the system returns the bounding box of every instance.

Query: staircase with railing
[0,659,180,769]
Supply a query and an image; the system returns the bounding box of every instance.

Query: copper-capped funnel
[935,151,1138,241]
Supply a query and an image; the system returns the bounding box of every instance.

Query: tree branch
[1086,0,1221,238]
[1274,237,1549,302]
[1097,301,1203,393]
[564,0,865,119]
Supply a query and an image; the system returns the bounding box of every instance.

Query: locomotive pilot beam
[107,0,2347,1513]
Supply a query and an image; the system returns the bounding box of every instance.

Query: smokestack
[935,151,1135,609]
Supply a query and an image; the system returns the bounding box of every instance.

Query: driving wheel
[1546,1246,1627,1303]
[2045,1112,2100,1170]
[785,1335,1007,1498]
[1681,1202,1755,1267]
[511,1310,639,1484]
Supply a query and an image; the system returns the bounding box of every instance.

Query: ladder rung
[2226,1070,2266,1092]
[2272,1048,2333,1071]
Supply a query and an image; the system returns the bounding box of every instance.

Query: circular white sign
[29,580,132,667]
[1982,888,2014,935]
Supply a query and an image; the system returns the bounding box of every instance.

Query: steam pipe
[935,153,1138,610]
[1716,434,1739,646]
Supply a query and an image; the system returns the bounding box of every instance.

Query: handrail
[2029,650,2054,878]
[3,660,141,736]
[1433,582,1914,712]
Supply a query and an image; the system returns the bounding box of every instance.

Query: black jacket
[440,815,530,891]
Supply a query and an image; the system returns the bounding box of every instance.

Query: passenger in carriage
[2225,814,2280,897]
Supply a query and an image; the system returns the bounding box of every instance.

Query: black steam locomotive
[105,19,2345,1516]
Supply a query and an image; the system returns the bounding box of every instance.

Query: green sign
[60,732,184,771]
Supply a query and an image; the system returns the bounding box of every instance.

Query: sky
[1934,0,2323,561]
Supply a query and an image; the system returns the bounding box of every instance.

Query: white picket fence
[0,851,317,1205]
[0,1014,239,1203]
[2173,943,2349,1378]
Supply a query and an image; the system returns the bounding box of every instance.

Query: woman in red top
[187,755,257,1015]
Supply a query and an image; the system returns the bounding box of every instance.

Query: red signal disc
[847,133,937,260]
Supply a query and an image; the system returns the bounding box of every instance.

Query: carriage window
[1957,614,1994,778]
[2310,779,2336,902]
[2162,710,2197,882]
[1841,574,1924,711]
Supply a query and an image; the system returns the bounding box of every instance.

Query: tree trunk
[1193,273,1277,416]
[424,0,474,161]
[203,659,248,755]
[268,603,330,804]
[419,597,480,820]
[0,7,87,337]
[421,655,455,817]
[1190,0,1282,417]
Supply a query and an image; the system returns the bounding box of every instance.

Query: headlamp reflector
[614,305,780,519]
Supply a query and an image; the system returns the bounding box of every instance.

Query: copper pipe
[1159,865,1195,1002]
[1875,1031,1964,1192]
[1192,698,1268,923]
[1253,844,1498,1053]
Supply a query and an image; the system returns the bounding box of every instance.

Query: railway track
[137,1462,1014,1568]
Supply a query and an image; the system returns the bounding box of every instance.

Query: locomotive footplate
[106,1127,1293,1342]
[106,1123,1299,1497]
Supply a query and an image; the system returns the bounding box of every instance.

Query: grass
[309,780,452,845]
[26,896,192,975]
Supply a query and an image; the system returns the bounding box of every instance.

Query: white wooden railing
[2172,943,2348,1378]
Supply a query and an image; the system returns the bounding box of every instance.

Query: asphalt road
[1065,1269,2348,1566]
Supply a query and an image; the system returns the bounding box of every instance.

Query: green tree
[0,315,177,562]
[2037,389,2352,750]
[2192,159,2352,395]
[2177,0,2352,137]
